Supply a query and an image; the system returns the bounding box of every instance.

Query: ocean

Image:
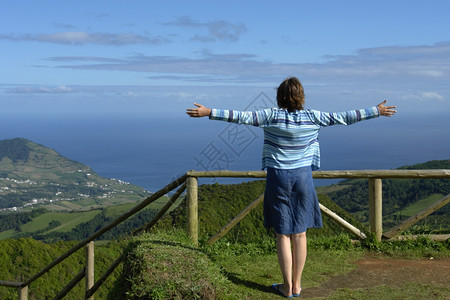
[1,112,448,192]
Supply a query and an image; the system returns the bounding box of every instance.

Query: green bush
[110,229,228,299]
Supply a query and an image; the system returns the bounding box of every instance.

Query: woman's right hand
[377,100,397,117]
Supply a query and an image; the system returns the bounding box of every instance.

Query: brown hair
[277,77,305,112]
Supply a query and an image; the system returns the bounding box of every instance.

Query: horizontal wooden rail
[187,170,267,178]
[313,169,450,178]
[388,234,450,242]
[0,281,23,288]
[187,169,450,179]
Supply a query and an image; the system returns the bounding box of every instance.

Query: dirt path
[302,255,450,299]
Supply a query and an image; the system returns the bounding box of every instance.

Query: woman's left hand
[186,103,212,118]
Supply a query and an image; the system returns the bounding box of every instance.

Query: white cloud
[53,86,74,93]
[0,31,170,46]
[39,42,449,87]
[126,91,138,97]
[168,92,193,100]
[400,92,445,102]
[164,16,247,42]
[53,22,75,29]
[7,85,75,94]
[421,92,444,101]
[46,56,122,63]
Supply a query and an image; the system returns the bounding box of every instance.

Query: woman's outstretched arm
[186,102,272,126]
[310,100,397,127]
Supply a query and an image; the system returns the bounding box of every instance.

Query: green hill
[155,160,449,241]
[317,160,450,232]
[156,180,367,242]
[0,138,150,211]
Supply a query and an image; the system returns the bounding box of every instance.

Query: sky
[1,0,449,117]
[0,0,449,189]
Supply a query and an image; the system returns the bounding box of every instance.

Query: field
[20,210,102,233]
[392,193,444,217]
[0,195,174,241]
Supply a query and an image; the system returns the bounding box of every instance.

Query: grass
[103,202,141,216]
[37,193,148,211]
[112,230,228,299]
[315,184,351,194]
[393,193,444,217]
[102,195,174,217]
[205,246,364,299]
[0,229,15,239]
[0,229,448,299]
[116,230,450,299]
[20,210,102,233]
[324,283,450,300]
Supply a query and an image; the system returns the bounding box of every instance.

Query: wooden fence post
[18,285,28,300]
[369,178,383,241]
[85,241,94,300]
[186,176,198,246]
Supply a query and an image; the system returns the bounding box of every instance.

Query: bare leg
[291,231,307,295]
[276,233,293,297]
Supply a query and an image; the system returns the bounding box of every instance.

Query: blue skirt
[263,167,323,234]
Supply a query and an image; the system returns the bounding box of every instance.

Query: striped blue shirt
[209,106,380,170]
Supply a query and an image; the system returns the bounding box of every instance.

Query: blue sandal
[292,286,302,297]
[271,283,293,298]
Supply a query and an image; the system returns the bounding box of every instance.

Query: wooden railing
[185,170,450,244]
[0,169,448,299]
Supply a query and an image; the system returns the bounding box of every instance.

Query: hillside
[155,160,449,241]
[156,180,367,242]
[317,159,450,231]
[0,138,150,212]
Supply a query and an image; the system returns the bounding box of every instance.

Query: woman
[186,77,396,298]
